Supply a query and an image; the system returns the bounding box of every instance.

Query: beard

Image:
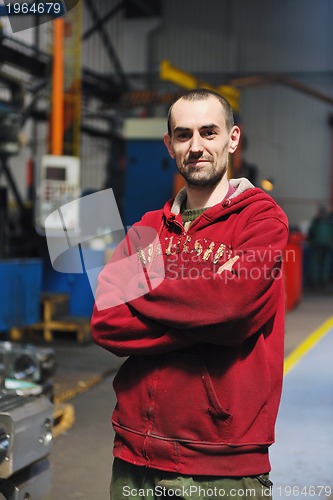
[178,161,228,188]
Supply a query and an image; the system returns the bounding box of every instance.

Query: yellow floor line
[284,316,333,376]
[54,374,103,405]
[53,403,76,438]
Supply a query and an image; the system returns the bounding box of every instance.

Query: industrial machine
[0,341,55,498]
[0,393,53,480]
[0,71,26,259]
[0,458,51,500]
[0,342,56,386]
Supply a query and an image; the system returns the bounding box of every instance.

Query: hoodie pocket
[151,353,232,443]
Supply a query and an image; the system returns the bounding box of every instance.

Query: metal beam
[160,60,333,109]
[160,60,240,112]
[230,73,333,107]
[82,1,125,41]
[83,0,129,89]
[30,109,122,140]
[0,36,47,76]
[0,155,25,215]
[0,35,124,103]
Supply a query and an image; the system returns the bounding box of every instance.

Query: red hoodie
[91,178,289,477]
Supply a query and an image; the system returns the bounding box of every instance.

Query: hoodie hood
[166,177,261,216]
[229,177,256,198]
[170,177,255,215]
[134,176,286,251]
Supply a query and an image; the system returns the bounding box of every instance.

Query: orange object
[52,17,64,155]
[173,172,185,196]
[26,157,34,201]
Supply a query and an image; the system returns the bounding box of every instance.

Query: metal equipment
[0,70,40,259]
[0,71,23,157]
[0,458,51,500]
[0,342,56,385]
[0,393,53,479]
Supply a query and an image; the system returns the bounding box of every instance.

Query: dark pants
[110,458,273,500]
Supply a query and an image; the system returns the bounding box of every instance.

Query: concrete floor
[48,291,333,500]
[271,323,333,499]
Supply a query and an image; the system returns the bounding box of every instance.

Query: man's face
[164,97,240,187]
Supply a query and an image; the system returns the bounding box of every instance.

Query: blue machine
[122,118,177,227]
[0,259,42,332]
[41,248,105,318]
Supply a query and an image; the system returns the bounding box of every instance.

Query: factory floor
[35,290,333,499]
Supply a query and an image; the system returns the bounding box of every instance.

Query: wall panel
[240,84,332,225]
[236,0,332,73]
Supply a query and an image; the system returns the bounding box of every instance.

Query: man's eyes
[175,130,216,140]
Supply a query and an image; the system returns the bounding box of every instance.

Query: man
[91,88,289,499]
[307,205,333,290]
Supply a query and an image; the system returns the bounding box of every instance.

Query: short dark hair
[167,88,235,136]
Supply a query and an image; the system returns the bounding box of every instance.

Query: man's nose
[189,132,203,153]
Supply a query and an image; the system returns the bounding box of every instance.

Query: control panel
[35,155,81,232]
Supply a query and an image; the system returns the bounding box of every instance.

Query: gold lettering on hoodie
[138,243,163,265]
[213,244,226,264]
[155,243,162,257]
[165,236,178,256]
[183,235,191,253]
[147,243,154,262]
[138,237,231,265]
[194,240,203,256]
[203,242,215,261]
[137,247,147,265]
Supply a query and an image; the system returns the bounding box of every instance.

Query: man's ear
[164,132,175,159]
[229,126,241,154]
